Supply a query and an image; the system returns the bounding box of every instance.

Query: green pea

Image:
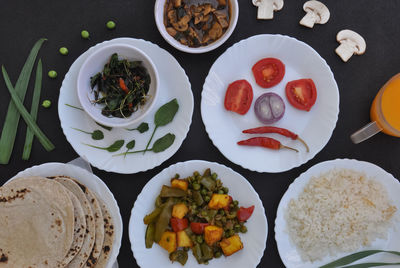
[221,216,227,223]
[48,70,57,79]
[201,189,207,196]
[211,173,218,180]
[42,100,51,108]
[240,225,248,233]
[59,47,68,55]
[204,196,210,202]
[229,229,235,236]
[196,235,203,244]
[214,251,222,258]
[222,187,229,194]
[192,183,200,190]
[201,210,207,217]
[193,171,200,177]
[81,30,90,39]
[218,189,224,194]
[233,200,239,207]
[219,209,225,215]
[106,20,116,29]
[174,173,180,179]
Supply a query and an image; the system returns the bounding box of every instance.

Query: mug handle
[351,121,382,144]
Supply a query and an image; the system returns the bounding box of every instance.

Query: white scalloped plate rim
[7,162,123,268]
[275,158,400,268]
[201,34,340,173]
[58,38,194,174]
[129,160,268,268]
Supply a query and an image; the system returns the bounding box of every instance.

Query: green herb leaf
[152,133,175,153]
[320,250,400,268]
[126,140,136,150]
[342,262,400,268]
[154,98,179,127]
[137,122,149,133]
[92,130,104,140]
[84,140,124,152]
[2,66,55,152]
[0,38,46,164]
[95,122,112,131]
[22,59,43,160]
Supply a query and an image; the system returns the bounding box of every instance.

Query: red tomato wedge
[190,222,210,234]
[252,58,285,88]
[170,218,189,232]
[285,79,317,111]
[237,206,255,222]
[224,80,253,115]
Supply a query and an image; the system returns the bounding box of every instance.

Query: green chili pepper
[143,207,163,225]
[154,198,175,243]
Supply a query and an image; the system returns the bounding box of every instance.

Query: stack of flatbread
[0,176,115,268]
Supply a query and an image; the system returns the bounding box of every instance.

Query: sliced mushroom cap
[252,0,284,20]
[300,0,330,28]
[172,14,191,32]
[217,0,227,8]
[335,29,366,62]
[173,0,182,8]
[214,10,229,28]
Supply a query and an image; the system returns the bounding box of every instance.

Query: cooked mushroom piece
[300,1,330,28]
[214,10,229,28]
[173,0,182,8]
[217,0,227,8]
[172,14,191,32]
[207,22,223,40]
[167,9,177,25]
[252,0,284,20]
[335,29,366,62]
[203,4,214,16]
[166,27,177,37]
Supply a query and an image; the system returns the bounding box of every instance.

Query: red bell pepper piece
[170,218,188,232]
[190,222,210,234]
[237,205,255,222]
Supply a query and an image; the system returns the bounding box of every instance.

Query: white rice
[285,168,397,262]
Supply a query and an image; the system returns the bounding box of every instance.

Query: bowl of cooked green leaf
[77,43,159,127]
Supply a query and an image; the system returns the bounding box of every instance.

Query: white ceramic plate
[275,159,400,268]
[129,160,267,268]
[58,38,194,174]
[8,162,123,268]
[201,34,339,173]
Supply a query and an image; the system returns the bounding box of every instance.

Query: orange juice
[370,73,400,137]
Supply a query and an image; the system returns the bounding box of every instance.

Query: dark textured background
[1,0,400,267]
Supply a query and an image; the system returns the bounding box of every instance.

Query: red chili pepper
[237,205,255,222]
[237,137,298,152]
[119,78,129,94]
[242,126,309,152]
[170,218,188,232]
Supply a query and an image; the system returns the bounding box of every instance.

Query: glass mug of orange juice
[351,73,400,143]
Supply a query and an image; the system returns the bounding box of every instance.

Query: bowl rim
[76,43,159,128]
[154,0,239,54]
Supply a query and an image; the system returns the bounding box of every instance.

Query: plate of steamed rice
[275,159,400,268]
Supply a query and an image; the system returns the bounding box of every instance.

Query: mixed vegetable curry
[143,168,254,265]
[164,0,231,48]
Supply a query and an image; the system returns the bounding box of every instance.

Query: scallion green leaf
[2,66,55,152]
[320,250,400,268]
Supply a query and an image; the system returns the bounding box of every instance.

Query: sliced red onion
[254,93,285,124]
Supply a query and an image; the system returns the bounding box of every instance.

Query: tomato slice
[224,80,253,115]
[170,218,189,232]
[237,206,255,222]
[285,79,317,111]
[190,222,210,234]
[252,58,285,88]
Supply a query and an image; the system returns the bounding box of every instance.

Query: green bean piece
[106,20,116,30]
[203,168,211,177]
[192,243,203,264]
[192,183,201,191]
[154,198,175,243]
[193,191,204,206]
[145,223,155,248]
[143,207,163,225]
[240,225,248,233]
[201,210,207,217]
[81,30,90,39]
[59,47,68,55]
[196,235,203,244]
[200,176,216,191]
[201,243,214,261]
[214,251,222,258]
[155,195,163,207]
[48,70,57,78]
[208,210,218,218]
[160,185,186,197]
[193,171,200,177]
[169,250,188,266]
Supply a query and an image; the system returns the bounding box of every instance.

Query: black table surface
[1,0,400,267]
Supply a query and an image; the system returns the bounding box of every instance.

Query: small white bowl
[77,44,159,128]
[154,0,239,54]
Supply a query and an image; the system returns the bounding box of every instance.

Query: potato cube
[158,231,177,253]
[220,235,243,256]
[208,194,231,209]
[171,179,188,191]
[172,203,189,219]
[177,230,193,248]
[204,225,223,246]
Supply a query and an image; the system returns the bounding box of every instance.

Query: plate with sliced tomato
[129,160,267,268]
[201,34,339,173]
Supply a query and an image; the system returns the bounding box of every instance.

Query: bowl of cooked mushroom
[154,0,239,53]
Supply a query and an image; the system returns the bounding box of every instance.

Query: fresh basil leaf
[107,140,124,152]
[126,140,136,150]
[154,99,179,127]
[92,130,104,140]
[152,133,175,153]
[137,122,149,133]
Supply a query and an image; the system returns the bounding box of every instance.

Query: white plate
[275,159,400,268]
[8,162,123,268]
[129,160,268,268]
[58,38,194,174]
[201,34,339,173]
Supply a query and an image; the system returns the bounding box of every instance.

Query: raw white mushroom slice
[300,0,330,28]
[335,29,366,62]
[252,0,284,20]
